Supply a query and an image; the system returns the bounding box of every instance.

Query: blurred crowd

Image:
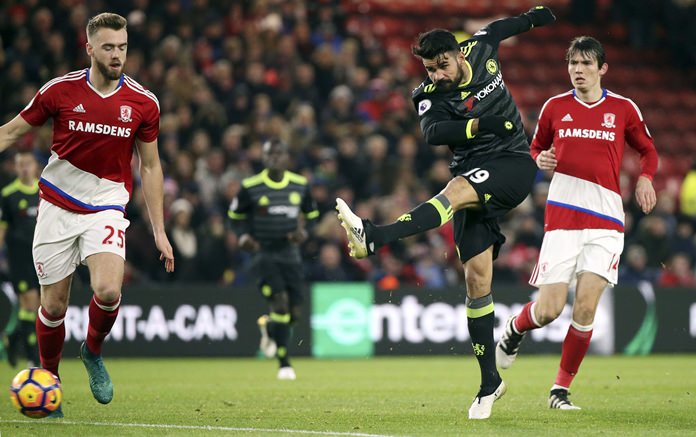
[1,0,695,290]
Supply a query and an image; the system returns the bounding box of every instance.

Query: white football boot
[335,198,373,259]
[277,366,297,380]
[468,380,507,420]
[257,315,277,359]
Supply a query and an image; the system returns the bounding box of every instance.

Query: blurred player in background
[496,36,658,409]
[0,12,174,416]
[0,151,40,368]
[336,6,556,419]
[229,138,319,380]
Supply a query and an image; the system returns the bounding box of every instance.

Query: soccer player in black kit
[1,151,40,367]
[336,6,555,419]
[229,138,319,380]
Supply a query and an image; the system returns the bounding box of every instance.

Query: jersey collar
[7,178,39,195]
[261,169,290,189]
[85,68,124,98]
[572,88,607,108]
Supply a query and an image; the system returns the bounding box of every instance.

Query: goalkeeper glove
[478,116,516,138]
[525,6,556,27]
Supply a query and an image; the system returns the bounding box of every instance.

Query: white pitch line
[0,419,405,437]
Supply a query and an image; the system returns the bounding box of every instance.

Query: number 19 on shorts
[463,167,490,184]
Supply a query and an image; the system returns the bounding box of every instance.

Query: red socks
[36,306,66,378]
[35,294,120,377]
[86,295,121,355]
[513,300,594,390]
[513,301,541,333]
[555,321,593,388]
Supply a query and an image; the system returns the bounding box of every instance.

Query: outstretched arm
[136,139,175,272]
[0,115,33,154]
[483,6,556,44]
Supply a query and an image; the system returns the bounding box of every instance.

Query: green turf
[1,355,695,436]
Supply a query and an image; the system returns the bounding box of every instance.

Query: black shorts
[252,254,305,307]
[450,152,537,262]
[7,251,39,295]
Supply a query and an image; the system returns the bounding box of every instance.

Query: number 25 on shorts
[102,225,125,248]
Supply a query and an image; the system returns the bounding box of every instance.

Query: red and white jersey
[20,68,159,214]
[531,89,658,232]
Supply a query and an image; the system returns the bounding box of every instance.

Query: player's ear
[85,41,93,57]
[599,62,608,76]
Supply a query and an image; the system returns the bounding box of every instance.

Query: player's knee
[91,282,121,303]
[442,177,479,210]
[535,303,563,326]
[270,293,290,315]
[40,298,67,317]
[464,273,490,297]
[572,302,596,325]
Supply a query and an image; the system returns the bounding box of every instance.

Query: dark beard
[95,59,121,81]
[437,66,465,91]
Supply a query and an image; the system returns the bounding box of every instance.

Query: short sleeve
[137,99,160,143]
[20,87,58,127]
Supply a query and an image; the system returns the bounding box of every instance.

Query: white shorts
[32,201,130,285]
[528,229,624,287]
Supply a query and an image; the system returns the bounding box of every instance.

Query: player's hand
[536,146,557,170]
[239,234,260,252]
[526,6,556,27]
[635,175,657,214]
[478,115,516,138]
[154,230,175,273]
[287,228,308,244]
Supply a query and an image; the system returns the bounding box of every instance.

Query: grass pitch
[1,355,695,436]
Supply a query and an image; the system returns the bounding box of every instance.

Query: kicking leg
[336,176,479,258]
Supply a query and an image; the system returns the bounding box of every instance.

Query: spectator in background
[197,213,233,284]
[634,216,672,268]
[372,249,421,291]
[618,244,660,285]
[306,241,351,282]
[671,220,696,266]
[658,252,696,287]
[167,198,199,281]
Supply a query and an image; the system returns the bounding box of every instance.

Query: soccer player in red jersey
[496,36,658,409]
[0,13,174,416]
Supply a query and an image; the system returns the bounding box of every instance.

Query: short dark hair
[412,29,459,59]
[86,13,127,39]
[566,36,605,67]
